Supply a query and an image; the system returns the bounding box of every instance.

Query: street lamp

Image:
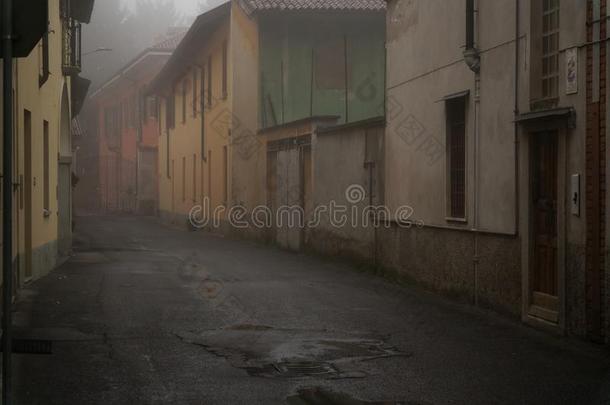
[83,47,112,57]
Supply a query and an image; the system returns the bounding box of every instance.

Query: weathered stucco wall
[157,20,232,228]
[385,0,595,338]
[9,0,70,283]
[230,2,265,221]
[307,120,384,262]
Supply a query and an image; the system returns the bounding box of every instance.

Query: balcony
[62,18,82,76]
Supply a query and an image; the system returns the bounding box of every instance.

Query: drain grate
[246,361,338,379]
[276,361,337,377]
[12,339,53,355]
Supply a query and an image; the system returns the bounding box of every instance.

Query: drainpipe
[473,79,481,307]
[514,0,520,237]
[464,0,481,306]
[2,0,14,401]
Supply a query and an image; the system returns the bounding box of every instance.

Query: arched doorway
[58,83,72,256]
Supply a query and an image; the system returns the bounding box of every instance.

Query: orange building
[84,32,184,214]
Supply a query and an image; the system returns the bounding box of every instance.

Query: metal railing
[62,17,81,75]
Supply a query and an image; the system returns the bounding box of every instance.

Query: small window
[222,40,228,98]
[182,79,187,124]
[167,88,175,129]
[446,96,467,220]
[130,95,137,128]
[193,154,197,202]
[207,55,213,107]
[43,121,50,214]
[315,38,346,90]
[147,97,158,120]
[182,156,186,202]
[39,30,49,87]
[193,69,198,117]
[200,67,206,158]
[542,0,560,99]
[223,145,228,205]
[166,105,171,179]
[208,150,212,202]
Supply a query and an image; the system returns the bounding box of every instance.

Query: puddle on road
[286,387,417,405]
[176,324,410,380]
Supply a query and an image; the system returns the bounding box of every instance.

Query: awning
[515,107,576,129]
[71,76,92,117]
[70,0,95,24]
[0,0,48,57]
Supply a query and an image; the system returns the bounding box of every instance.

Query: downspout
[2,0,14,402]
[465,0,481,306]
[473,79,480,307]
[514,0,520,237]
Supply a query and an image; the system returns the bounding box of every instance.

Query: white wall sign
[566,47,578,95]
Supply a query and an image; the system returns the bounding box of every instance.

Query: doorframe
[23,109,32,280]
[521,125,567,333]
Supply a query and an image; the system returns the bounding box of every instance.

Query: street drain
[277,361,338,378]
[12,339,53,355]
[247,361,338,378]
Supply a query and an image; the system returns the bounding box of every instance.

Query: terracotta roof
[152,29,188,51]
[240,0,385,13]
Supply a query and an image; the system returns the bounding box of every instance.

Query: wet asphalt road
[11,216,610,404]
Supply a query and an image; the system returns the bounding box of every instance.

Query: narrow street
[11,216,610,405]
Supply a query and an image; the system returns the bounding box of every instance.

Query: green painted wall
[259,13,385,128]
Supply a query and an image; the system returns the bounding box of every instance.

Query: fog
[82,0,227,90]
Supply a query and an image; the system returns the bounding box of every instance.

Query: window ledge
[445,216,467,224]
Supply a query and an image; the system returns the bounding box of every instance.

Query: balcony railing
[62,18,82,76]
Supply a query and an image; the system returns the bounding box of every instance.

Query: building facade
[150,0,386,240]
[2,0,94,287]
[85,32,183,215]
[150,3,235,228]
[384,0,608,343]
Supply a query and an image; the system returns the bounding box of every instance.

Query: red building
[77,31,184,215]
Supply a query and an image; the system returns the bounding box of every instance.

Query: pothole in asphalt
[175,324,410,380]
[286,387,418,405]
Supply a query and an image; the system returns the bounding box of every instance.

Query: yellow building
[149,0,384,241]
[149,2,261,231]
[3,0,93,287]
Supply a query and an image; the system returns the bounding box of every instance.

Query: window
[222,40,228,98]
[39,29,49,87]
[129,95,137,128]
[542,0,559,99]
[182,79,187,124]
[208,150,212,202]
[147,97,158,120]
[182,156,186,202]
[167,87,175,129]
[315,38,346,90]
[43,121,50,214]
[193,68,198,117]
[223,145,228,205]
[193,154,197,202]
[207,55,213,107]
[166,100,171,178]
[446,96,467,220]
[200,67,206,158]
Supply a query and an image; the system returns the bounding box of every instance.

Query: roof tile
[241,0,385,12]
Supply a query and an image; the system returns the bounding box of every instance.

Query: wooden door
[531,131,558,321]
